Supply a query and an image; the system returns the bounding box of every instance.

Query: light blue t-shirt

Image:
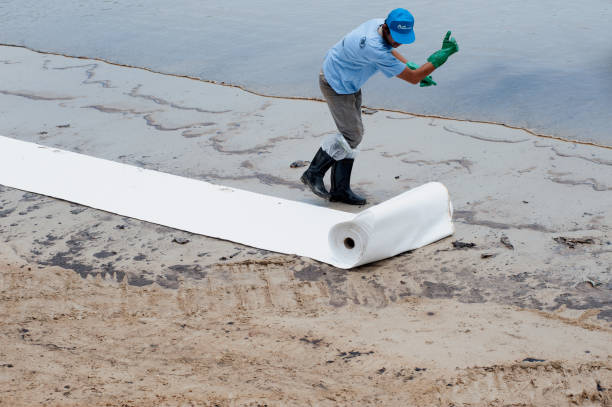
[322,18,406,95]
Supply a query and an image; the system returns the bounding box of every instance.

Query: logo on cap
[390,21,413,33]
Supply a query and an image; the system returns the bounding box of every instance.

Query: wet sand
[0,45,611,405]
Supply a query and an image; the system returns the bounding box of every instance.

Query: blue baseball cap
[385,8,415,44]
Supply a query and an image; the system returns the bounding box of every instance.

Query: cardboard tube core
[344,237,355,249]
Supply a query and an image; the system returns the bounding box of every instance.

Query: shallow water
[1,0,611,145]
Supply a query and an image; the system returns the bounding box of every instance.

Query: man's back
[322,18,405,95]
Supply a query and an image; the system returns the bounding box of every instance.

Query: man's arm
[396,62,436,84]
[391,49,436,85]
[391,49,408,64]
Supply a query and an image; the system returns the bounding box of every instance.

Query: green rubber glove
[427,31,459,68]
[406,61,437,87]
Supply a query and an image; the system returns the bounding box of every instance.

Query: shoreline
[1,43,611,314]
[2,42,611,151]
[1,44,611,405]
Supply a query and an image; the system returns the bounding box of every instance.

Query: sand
[0,45,611,406]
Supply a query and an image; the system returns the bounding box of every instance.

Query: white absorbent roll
[0,135,454,269]
[328,183,454,268]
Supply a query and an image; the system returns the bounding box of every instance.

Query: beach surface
[0,45,611,406]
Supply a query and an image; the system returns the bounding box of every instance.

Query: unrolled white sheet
[0,135,454,268]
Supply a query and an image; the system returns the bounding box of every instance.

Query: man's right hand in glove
[427,31,459,68]
[406,61,437,87]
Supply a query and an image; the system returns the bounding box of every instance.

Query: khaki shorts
[319,72,364,149]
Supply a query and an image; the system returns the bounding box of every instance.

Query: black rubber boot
[300,148,335,199]
[330,158,367,205]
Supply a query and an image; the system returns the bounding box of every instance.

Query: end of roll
[327,217,372,269]
[327,182,454,269]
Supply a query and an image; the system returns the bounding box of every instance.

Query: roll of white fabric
[328,182,454,268]
[0,135,454,269]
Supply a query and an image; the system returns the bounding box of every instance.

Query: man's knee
[343,131,363,149]
[339,120,363,148]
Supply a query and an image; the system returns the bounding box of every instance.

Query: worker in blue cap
[301,8,458,205]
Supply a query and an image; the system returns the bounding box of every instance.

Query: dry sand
[1,262,611,406]
[0,45,611,405]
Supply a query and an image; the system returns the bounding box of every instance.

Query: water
[1,0,611,145]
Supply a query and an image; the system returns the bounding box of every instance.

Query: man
[301,8,458,205]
